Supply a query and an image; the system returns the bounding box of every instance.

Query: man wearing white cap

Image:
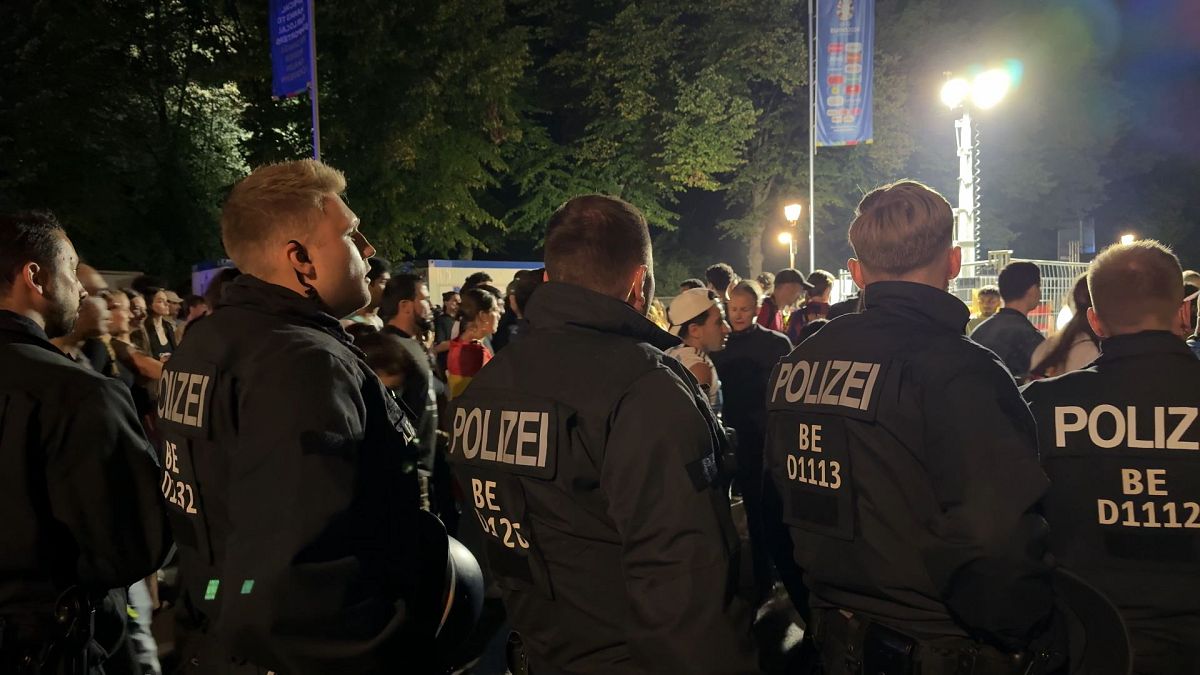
[666,287,731,414]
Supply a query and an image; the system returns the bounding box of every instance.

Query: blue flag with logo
[270,0,312,98]
[815,0,874,146]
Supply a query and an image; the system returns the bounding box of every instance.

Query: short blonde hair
[848,180,954,275]
[220,159,346,271]
[1088,240,1183,332]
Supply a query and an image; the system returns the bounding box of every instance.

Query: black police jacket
[711,323,792,462]
[1022,331,1200,667]
[0,311,169,615]
[382,325,439,474]
[763,281,1054,652]
[157,277,437,674]
[447,282,757,674]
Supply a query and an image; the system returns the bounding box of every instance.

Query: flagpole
[307,0,320,161]
[808,0,817,273]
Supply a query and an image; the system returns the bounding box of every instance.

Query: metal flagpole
[808,0,816,273]
[308,0,320,160]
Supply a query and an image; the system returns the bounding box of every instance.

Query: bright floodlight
[1120,233,1136,245]
[940,78,970,109]
[784,203,802,223]
[971,69,1012,109]
[777,231,793,245]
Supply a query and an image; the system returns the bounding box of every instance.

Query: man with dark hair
[764,181,1060,672]
[380,273,441,497]
[0,211,170,673]
[786,269,836,344]
[1023,240,1200,673]
[448,194,756,673]
[343,256,390,329]
[971,261,1044,381]
[967,285,1002,333]
[705,262,738,302]
[757,267,810,334]
[679,277,706,292]
[461,271,493,292]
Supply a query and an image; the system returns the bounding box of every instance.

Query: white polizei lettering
[479,410,496,461]
[1155,406,1167,449]
[838,362,871,409]
[786,361,811,403]
[195,375,211,426]
[1088,404,1125,449]
[462,408,483,459]
[771,363,794,403]
[1055,406,1088,448]
[171,373,191,424]
[157,371,171,418]
[804,360,825,404]
[451,408,467,456]
[515,411,542,467]
[1127,405,1153,449]
[183,375,203,427]
[858,363,881,411]
[498,411,520,464]
[1168,407,1199,450]
[819,361,850,406]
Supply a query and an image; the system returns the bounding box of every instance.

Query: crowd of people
[2,159,1198,675]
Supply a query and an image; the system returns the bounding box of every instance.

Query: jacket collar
[862,281,970,334]
[219,276,359,353]
[1099,330,1193,362]
[525,282,680,351]
[0,309,68,358]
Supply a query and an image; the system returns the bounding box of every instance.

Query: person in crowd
[355,330,419,400]
[380,273,441,498]
[505,268,544,347]
[826,293,860,319]
[705,262,738,302]
[0,210,169,673]
[447,194,756,673]
[461,271,493,293]
[665,287,730,414]
[966,285,1002,333]
[123,288,151,352]
[203,266,242,309]
[433,290,461,374]
[647,297,669,330]
[970,261,1045,381]
[1188,289,1200,359]
[785,269,835,343]
[756,271,775,297]
[679,277,706,292]
[343,256,390,329]
[156,159,478,673]
[142,287,176,360]
[710,280,791,604]
[764,181,1058,672]
[51,295,111,364]
[757,267,810,333]
[76,262,108,295]
[175,294,210,342]
[446,286,501,399]
[1183,269,1200,288]
[1023,240,1200,674]
[795,316,828,342]
[492,275,525,353]
[1183,282,1198,335]
[164,290,184,325]
[1028,274,1099,379]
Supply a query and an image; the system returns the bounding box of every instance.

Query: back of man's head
[1088,240,1184,335]
[462,272,493,292]
[997,262,1041,303]
[0,211,66,299]
[679,278,706,291]
[705,263,737,294]
[379,273,424,322]
[544,195,652,299]
[220,159,346,275]
[848,180,954,277]
[807,270,835,297]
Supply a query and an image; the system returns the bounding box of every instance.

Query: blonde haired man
[763,180,1060,673]
[1023,240,1200,674]
[158,160,475,672]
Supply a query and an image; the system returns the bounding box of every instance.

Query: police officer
[161,160,477,674]
[1023,240,1200,674]
[0,210,170,673]
[763,181,1056,673]
[447,195,757,673]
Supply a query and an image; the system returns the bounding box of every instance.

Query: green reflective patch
[204,579,220,601]
[240,579,255,595]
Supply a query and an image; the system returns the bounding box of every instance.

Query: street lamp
[941,67,1015,271]
[778,231,795,269]
[784,203,802,224]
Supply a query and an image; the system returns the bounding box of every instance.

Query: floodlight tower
[940,69,1012,268]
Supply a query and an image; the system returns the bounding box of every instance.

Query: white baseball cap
[667,288,720,337]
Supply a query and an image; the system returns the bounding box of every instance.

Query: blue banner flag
[815,0,874,146]
[270,0,312,98]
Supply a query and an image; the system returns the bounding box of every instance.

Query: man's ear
[1087,306,1108,339]
[1174,300,1191,337]
[22,262,46,296]
[847,258,866,290]
[947,246,962,282]
[286,240,315,279]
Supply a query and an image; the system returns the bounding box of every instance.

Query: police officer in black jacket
[161,160,477,674]
[448,195,757,673]
[763,182,1056,674]
[1023,240,1200,674]
[0,211,170,673]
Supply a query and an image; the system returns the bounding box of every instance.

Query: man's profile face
[690,305,730,353]
[979,293,1001,317]
[369,272,391,306]
[306,195,375,318]
[775,282,803,308]
[726,291,758,332]
[41,234,86,339]
[444,293,460,316]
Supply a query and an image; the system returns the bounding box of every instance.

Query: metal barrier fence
[836,251,1090,335]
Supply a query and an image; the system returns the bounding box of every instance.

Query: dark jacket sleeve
[46,378,170,589]
[600,367,758,674]
[920,360,1054,651]
[218,352,425,673]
